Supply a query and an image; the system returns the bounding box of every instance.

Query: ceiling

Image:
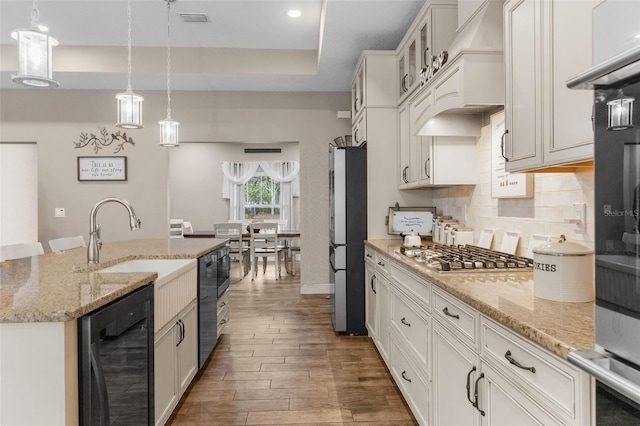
[0,0,425,92]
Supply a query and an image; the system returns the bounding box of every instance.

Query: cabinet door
[419,136,477,186]
[376,272,391,363]
[543,0,595,165]
[480,362,562,426]
[177,302,198,395]
[398,36,419,104]
[418,136,433,185]
[420,6,458,69]
[353,112,367,146]
[432,320,481,426]
[365,262,377,341]
[504,0,543,171]
[155,324,178,426]
[398,103,415,187]
[351,61,365,120]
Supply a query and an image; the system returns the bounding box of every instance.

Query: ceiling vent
[244,148,282,154]
[178,13,209,23]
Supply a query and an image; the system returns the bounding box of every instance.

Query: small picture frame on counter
[77,156,127,181]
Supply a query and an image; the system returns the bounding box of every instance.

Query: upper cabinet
[397,0,458,105]
[503,0,597,172]
[351,52,397,124]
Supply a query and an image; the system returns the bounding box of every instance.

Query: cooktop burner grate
[399,243,534,272]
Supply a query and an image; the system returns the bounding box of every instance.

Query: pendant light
[116,0,143,129]
[159,0,180,147]
[11,0,59,88]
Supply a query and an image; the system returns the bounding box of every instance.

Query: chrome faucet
[87,197,141,264]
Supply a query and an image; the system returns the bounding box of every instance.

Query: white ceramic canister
[532,235,594,302]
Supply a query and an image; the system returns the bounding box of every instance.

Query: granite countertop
[366,239,594,360]
[0,238,227,323]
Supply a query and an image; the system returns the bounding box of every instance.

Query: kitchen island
[0,238,227,426]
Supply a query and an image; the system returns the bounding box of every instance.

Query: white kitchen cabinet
[373,252,391,362]
[365,252,377,341]
[397,34,420,104]
[351,52,397,124]
[418,135,477,186]
[432,319,480,425]
[397,0,458,105]
[398,102,419,187]
[390,334,431,426]
[503,0,596,172]
[155,300,198,426]
[352,111,367,146]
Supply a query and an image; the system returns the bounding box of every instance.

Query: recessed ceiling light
[287,9,302,18]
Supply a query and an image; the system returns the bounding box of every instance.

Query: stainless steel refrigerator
[329,146,367,335]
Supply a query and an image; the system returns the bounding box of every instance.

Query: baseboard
[300,283,332,294]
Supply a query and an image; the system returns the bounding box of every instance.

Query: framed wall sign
[78,156,127,181]
[490,111,533,198]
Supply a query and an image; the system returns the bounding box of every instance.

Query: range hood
[413,0,505,137]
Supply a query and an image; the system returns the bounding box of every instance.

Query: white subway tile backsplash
[429,121,594,255]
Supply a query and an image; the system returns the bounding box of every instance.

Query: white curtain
[260,161,300,229]
[221,162,260,220]
[221,161,300,228]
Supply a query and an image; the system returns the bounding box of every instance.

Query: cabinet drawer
[432,288,478,349]
[390,286,430,377]
[364,247,376,266]
[217,290,230,337]
[390,262,430,310]
[375,253,391,277]
[480,317,583,422]
[390,335,430,426]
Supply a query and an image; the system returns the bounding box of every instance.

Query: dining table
[185,230,300,275]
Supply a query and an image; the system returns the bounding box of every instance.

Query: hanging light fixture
[159,0,180,147]
[11,0,59,88]
[116,0,143,129]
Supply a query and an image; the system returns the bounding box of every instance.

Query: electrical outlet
[55,207,65,218]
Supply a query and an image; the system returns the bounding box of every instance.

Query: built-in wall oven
[567,1,640,422]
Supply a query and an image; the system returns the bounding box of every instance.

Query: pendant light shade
[159,117,180,147]
[116,0,143,129]
[159,0,179,147]
[11,1,59,88]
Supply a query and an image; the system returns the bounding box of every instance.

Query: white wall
[0,142,38,246]
[430,119,594,256]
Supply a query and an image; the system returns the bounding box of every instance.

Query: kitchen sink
[99,259,196,286]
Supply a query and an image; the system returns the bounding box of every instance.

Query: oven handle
[569,349,640,405]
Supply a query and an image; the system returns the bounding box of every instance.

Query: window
[244,174,280,220]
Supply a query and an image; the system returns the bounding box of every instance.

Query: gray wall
[0,89,351,289]
[169,142,300,231]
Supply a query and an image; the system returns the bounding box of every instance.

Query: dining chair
[48,235,86,253]
[0,242,44,261]
[214,222,250,277]
[249,222,285,280]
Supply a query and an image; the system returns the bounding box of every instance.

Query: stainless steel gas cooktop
[398,243,534,273]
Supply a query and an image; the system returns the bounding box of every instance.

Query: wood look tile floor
[167,264,418,425]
